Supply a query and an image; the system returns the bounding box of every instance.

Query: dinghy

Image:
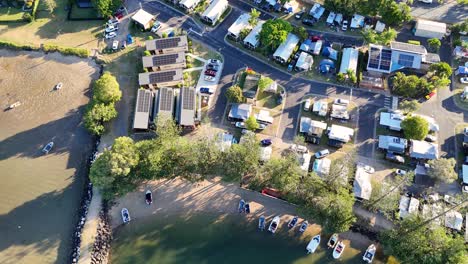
[299,221,308,233]
[332,241,345,259]
[306,235,320,254]
[327,233,338,248]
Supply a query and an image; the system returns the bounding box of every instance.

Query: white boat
[333,241,345,259]
[327,233,338,248]
[55,82,63,90]
[121,208,131,224]
[258,215,266,231]
[306,234,320,254]
[8,101,21,109]
[145,190,152,205]
[42,142,54,154]
[268,216,280,233]
[363,244,376,263]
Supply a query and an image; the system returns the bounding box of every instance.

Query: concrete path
[77,188,102,264]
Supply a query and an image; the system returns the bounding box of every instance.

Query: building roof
[415,19,447,35]
[399,196,419,219]
[367,44,392,73]
[145,36,188,52]
[312,100,328,116]
[390,41,427,55]
[313,158,331,176]
[177,87,196,126]
[228,103,252,120]
[350,14,364,29]
[202,0,228,21]
[142,52,186,68]
[445,210,463,231]
[255,110,273,124]
[243,21,265,47]
[339,48,359,74]
[131,9,154,28]
[296,52,314,71]
[228,13,251,38]
[273,33,300,62]
[462,165,468,184]
[375,21,385,33]
[328,124,354,143]
[138,69,184,86]
[379,112,404,130]
[331,104,349,120]
[309,3,325,20]
[155,87,175,116]
[298,152,311,171]
[179,0,200,9]
[309,40,323,55]
[424,53,441,63]
[326,12,336,24]
[354,165,372,200]
[378,135,407,153]
[299,117,327,135]
[243,74,260,99]
[410,140,439,160]
[133,89,153,129]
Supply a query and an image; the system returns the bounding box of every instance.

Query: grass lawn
[0,6,25,21]
[256,90,282,111]
[191,40,223,61]
[0,0,103,50]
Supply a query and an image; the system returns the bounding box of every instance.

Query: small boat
[333,241,345,259]
[306,234,320,254]
[238,199,245,213]
[8,101,21,109]
[288,216,298,229]
[42,142,54,154]
[299,220,308,233]
[363,244,376,263]
[268,216,280,234]
[145,190,152,205]
[121,208,131,224]
[244,203,250,214]
[327,233,338,248]
[258,215,266,231]
[55,82,63,90]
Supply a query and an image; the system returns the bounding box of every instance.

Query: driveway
[410,0,467,24]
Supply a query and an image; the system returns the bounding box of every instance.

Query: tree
[399,100,420,114]
[261,154,302,194]
[336,72,345,83]
[324,0,360,16]
[361,28,397,45]
[92,0,113,17]
[430,76,451,89]
[392,72,422,98]
[346,69,357,85]
[222,133,260,182]
[379,1,411,26]
[155,113,180,142]
[257,76,274,92]
[245,116,259,131]
[429,62,452,78]
[83,103,118,135]
[249,8,260,27]
[258,19,292,50]
[380,216,467,263]
[43,0,56,14]
[426,158,458,183]
[427,38,441,52]
[226,85,244,103]
[93,72,122,104]
[239,28,251,41]
[292,26,308,41]
[401,115,429,140]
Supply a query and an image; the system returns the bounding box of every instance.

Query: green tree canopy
[261,153,302,194]
[93,72,122,104]
[226,85,244,103]
[401,115,429,140]
[292,26,308,41]
[83,103,118,135]
[361,28,397,45]
[245,116,259,131]
[249,8,260,27]
[426,158,458,183]
[257,76,274,92]
[324,0,360,16]
[92,0,120,19]
[399,100,421,114]
[392,72,433,98]
[259,19,293,50]
[222,133,260,182]
[379,1,411,26]
[427,38,441,52]
[429,62,452,78]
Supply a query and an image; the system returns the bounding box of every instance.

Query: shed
[422,203,443,226]
[375,21,385,33]
[321,47,338,60]
[273,33,300,64]
[255,110,273,124]
[312,100,328,116]
[339,47,359,74]
[133,89,154,130]
[445,210,463,231]
[328,124,354,143]
[243,21,265,49]
[176,87,197,127]
[313,158,331,176]
[378,135,407,154]
[409,140,439,160]
[319,59,335,73]
[179,0,201,11]
[263,80,278,93]
[295,52,314,72]
[228,103,252,121]
[326,12,336,25]
[309,3,325,20]
[331,104,349,120]
[354,165,372,200]
[228,13,251,39]
[350,14,364,29]
[131,9,154,30]
[414,19,447,39]
[260,146,273,162]
[201,0,228,26]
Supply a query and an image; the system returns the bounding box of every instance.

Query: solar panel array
[368,47,380,70]
[137,90,151,113]
[159,88,174,112]
[380,49,392,71]
[182,88,195,110]
[152,53,179,66]
[149,71,177,84]
[368,47,392,72]
[155,37,181,50]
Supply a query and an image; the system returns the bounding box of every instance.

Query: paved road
[410,0,467,24]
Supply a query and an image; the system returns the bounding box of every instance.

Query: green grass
[256,90,281,110]
[0,7,25,21]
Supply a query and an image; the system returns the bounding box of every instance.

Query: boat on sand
[258,215,266,231]
[299,221,308,233]
[327,233,338,248]
[333,241,345,259]
[288,216,298,229]
[306,234,320,254]
[363,244,376,263]
[121,208,131,224]
[268,216,280,234]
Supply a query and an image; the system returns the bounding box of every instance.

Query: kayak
[299,220,308,233]
[288,216,298,229]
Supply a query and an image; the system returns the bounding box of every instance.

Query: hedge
[0,40,40,51]
[0,40,90,58]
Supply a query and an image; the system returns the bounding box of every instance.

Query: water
[111,213,382,264]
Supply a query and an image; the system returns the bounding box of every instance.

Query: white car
[235,122,246,128]
[105,25,118,33]
[303,99,311,111]
[395,169,407,176]
[204,75,215,82]
[107,18,119,27]
[151,21,161,33]
[460,77,468,84]
[105,32,117,39]
[342,20,348,31]
[418,0,433,3]
[363,165,375,174]
[112,40,119,50]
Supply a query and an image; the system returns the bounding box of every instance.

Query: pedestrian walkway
[78,188,102,264]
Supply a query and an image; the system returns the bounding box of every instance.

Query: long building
[201,0,228,26]
[142,52,186,71]
[145,36,189,54]
[138,69,184,88]
[133,89,154,130]
[176,87,197,128]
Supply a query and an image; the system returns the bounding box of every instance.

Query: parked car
[206,64,219,71]
[290,144,308,153]
[204,75,215,82]
[460,77,468,84]
[105,25,118,33]
[303,99,311,111]
[204,70,216,77]
[334,98,349,105]
[418,0,433,3]
[315,149,330,159]
[363,165,375,174]
[302,19,314,26]
[105,32,117,39]
[295,10,305,19]
[425,134,437,142]
[258,123,267,130]
[386,152,405,163]
[209,59,220,65]
[260,139,272,146]
[200,87,214,95]
[425,90,436,100]
[121,40,127,49]
[151,21,161,33]
[342,20,349,31]
[112,40,119,50]
[235,122,246,128]
[396,169,407,175]
[107,18,120,27]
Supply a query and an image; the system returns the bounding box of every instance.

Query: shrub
[186,63,193,68]
[22,13,33,22]
[31,0,40,20]
[162,32,168,38]
[144,50,151,56]
[147,36,153,40]
[0,40,39,51]
[42,44,90,58]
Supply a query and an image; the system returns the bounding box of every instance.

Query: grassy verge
[191,40,223,61]
[0,7,25,21]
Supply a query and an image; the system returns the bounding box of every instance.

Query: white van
[304,99,311,111]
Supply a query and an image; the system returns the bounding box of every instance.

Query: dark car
[327,139,344,148]
[295,10,305,19]
[204,70,216,77]
[385,152,405,163]
[200,87,214,95]
[206,64,219,71]
[302,19,314,26]
[261,3,273,12]
[276,94,283,104]
[260,139,272,146]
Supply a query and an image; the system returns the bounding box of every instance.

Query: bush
[42,43,90,58]
[22,13,33,22]
[186,63,192,68]
[0,40,39,51]
[144,50,151,56]
[147,36,153,40]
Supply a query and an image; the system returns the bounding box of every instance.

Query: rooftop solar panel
[159,88,174,112]
[152,53,179,66]
[149,71,176,84]
[155,37,181,50]
[137,90,151,113]
[182,87,195,110]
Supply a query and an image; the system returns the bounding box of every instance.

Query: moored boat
[299,220,308,233]
[145,190,153,205]
[333,241,345,259]
[306,234,320,254]
[268,216,280,234]
[8,101,21,109]
[363,244,376,263]
[288,216,298,229]
[121,208,131,224]
[55,82,63,90]
[327,233,338,248]
[258,215,266,231]
[238,199,245,213]
[42,142,54,154]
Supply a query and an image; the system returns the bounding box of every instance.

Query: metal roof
[354,166,372,200]
[131,9,154,28]
[243,21,265,48]
[390,41,427,55]
[178,87,196,126]
[202,0,228,22]
[133,89,153,129]
[339,47,359,74]
[228,13,251,38]
[138,69,183,86]
[273,33,300,62]
[145,36,188,52]
[142,52,186,68]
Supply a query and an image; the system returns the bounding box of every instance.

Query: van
[303,99,311,111]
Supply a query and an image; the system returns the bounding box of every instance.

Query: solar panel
[137,90,151,113]
[159,88,174,112]
[182,87,195,110]
[155,37,181,50]
[152,54,179,66]
[149,71,176,84]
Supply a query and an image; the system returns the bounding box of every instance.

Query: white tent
[328,125,354,143]
[295,52,313,71]
[131,9,154,29]
[350,14,364,29]
[414,19,447,39]
[273,33,300,64]
[354,165,372,200]
[179,0,201,10]
[339,47,359,74]
[375,21,385,33]
[227,13,251,39]
[243,21,265,49]
[201,0,228,25]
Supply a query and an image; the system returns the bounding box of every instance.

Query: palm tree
[249,8,260,27]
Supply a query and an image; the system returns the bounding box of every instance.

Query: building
[326,12,336,25]
[138,69,184,88]
[330,104,349,120]
[176,87,197,128]
[142,52,186,71]
[309,3,325,20]
[201,0,228,26]
[299,117,327,139]
[375,21,385,33]
[334,13,343,24]
[273,33,300,64]
[379,112,439,132]
[153,87,176,118]
[328,125,354,143]
[146,36,189,54]
[312,100,328,116]
[399,195,419,219]
[462,165,468,186]
[133,89,154,130]
[339,47,359,74]
[243,21,265,49]
[228,103,252,121]
[312,158,331,176]
[409,140,439,160]
[295,52,313,71]
[354,165,372,200]
[414,19,447,39]
[367,41,440,74]
[131,9,154,30]
[378,135,407,154]
[255,110,273,124]
[309,40,323,56]
[298,152,311,171]
[227,13,251,39]
[179,0,201,11]
[350,14,364,29]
